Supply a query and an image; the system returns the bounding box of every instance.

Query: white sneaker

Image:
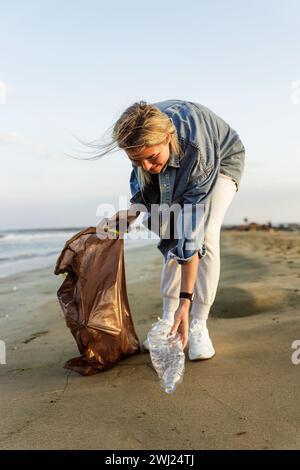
[188,319,215,361]
[142,319,173,353]
[142,337,150,352]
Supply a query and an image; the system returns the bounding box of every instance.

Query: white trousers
[159,172,237,322]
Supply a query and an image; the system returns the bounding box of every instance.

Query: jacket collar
[161,149,180,172]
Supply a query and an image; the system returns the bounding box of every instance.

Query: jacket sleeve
[166,164,218,265]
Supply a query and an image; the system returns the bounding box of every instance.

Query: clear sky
[1,0,299,229]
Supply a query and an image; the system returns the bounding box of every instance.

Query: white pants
[159,172,237,323]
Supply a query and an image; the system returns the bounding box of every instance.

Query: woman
[99,99,245,360]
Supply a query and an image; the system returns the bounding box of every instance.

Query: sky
[0,0,299,230]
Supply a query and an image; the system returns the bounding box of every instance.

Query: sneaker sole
[188,351,215,361]
[144,343,216,358]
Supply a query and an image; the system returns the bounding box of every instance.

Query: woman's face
[127,134,171,174]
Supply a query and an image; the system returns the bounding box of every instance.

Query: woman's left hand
[167,302,190,350]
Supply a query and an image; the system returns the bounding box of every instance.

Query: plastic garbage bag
[54,226,140,375]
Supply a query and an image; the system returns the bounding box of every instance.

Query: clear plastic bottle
[147,318,185,394]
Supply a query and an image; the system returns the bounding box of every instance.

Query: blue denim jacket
[129,99,245,264]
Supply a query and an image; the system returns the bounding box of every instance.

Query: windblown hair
[74,100,183,189]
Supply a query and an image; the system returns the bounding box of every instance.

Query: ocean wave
[0,231,78,243]
[0,226,150,243]
[0,251,59,263]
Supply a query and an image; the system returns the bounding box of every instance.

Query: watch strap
[179,291,194,302]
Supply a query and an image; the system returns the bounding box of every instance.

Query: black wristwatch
[179,291,194,303]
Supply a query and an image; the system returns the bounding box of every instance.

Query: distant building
[222,221,299,232]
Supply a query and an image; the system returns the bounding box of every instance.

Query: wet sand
[0,230,299,450]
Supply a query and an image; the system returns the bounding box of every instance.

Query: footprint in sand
[22,331,49,344]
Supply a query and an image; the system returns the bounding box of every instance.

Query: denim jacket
[129,99,245,264]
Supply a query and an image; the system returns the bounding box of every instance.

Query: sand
[0,230,299,450]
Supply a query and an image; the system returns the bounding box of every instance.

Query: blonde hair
[74,100,183,190]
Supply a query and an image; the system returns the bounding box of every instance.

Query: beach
[0,229,299,450]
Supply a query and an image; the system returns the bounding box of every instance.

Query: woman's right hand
[99,211,124,236]
[99,209,139,236]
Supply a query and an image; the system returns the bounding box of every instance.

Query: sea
[0,226,159,279]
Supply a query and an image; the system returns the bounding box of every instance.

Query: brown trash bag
[54,226,141,376]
